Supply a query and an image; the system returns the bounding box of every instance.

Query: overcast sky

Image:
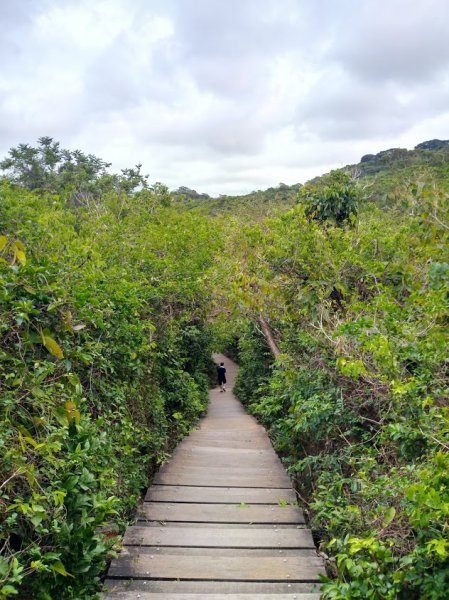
[1,0,449,195]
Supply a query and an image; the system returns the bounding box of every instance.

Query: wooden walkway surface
[103,354,324,599]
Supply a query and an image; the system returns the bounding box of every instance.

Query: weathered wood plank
[180,439,273,449]
[138,502,304,524]
[158,465,287,475]
[108,551,324,581]
[185,434,272,450]
[103,579,320,594]
[171,447,277,458]
[134,522,306,529]
[184,437,271,445]
[124,525,315,548]
[103,592,321,599]
[163,456,283,468]
[157,467,291,485]
[153,472,291,488]
[115,547,314,557]
[146,485,296,504]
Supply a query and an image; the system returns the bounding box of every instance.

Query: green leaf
[30,514,44,527]
[0,556,9,577]
[41,333,64,359]
[0,235,7,252]
[0,584,18,596]
[51,561,73,577]
[15,250,26,265]
[13,240,25,251]
[382,506,396,528]
[65,401,81,425]
[427,538,449,558]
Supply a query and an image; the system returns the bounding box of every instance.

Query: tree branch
[257,314,281,358]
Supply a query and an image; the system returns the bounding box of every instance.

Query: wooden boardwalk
[103,354,324,599]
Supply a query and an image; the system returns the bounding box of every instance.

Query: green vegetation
[0,141,219,599]
[214,155,449,599]
[299,170,358,226]
[1,138,448,598]
[172,182,300,218]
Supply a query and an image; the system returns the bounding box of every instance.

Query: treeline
[0,141,220,598]
[213,169,449,598]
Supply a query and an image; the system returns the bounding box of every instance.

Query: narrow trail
[103,354,324,599]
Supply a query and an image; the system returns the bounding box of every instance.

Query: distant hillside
[172,182,301,217]
[346,138,449,206]
[351,139,449,177]
[172,139,449,214]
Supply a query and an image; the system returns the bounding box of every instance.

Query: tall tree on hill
[298,170,359,226]
[0,137,149,205]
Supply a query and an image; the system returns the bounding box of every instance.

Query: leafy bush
[298,170,358,226]
[0,179,218,598]
[223,178,449,598]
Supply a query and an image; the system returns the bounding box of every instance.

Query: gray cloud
[1,0,449,195]
[332,0,449,83]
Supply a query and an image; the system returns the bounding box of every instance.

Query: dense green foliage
[0,157,219,598]
[350,141,449,211]
[1,138,449,599]
[214,169,449,599]
[299,170,358,226]
[173,182,300,218]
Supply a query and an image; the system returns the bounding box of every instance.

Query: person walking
[216,362,227,392]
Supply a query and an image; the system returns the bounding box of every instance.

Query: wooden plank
[133,522,306,529]
[164,456,283,468]
[107,551,324,581]
[138,502,304,524]
[124,525,315,548]
[187,428,267,435]
[181,436,271,443]
[158,466,289,478]
[172,447,277,457]
[182,435,268,441]
[159,462,285,472]
[116,547,317,557]
[196,425,264,432]
[184,437,270,446]
[153,472,291,487]
[146,485,296,504]
[103,592,321,599]
[167,452,283,469]
[179,439,273,449]
[194,430,265,436]
[185,431,268,437]
[103,580,320,594]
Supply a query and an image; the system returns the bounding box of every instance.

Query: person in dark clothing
[216,362,227,392]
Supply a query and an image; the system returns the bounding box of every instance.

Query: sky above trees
[2,0,449,195]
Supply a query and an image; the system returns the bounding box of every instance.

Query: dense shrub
[0,182,218,599]
[222,182,449,599]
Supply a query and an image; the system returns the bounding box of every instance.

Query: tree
[298,169,359,226]
[0,138,149,204]
[0,137,62,190]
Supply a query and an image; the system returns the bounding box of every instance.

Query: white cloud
[1,0,449,195]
